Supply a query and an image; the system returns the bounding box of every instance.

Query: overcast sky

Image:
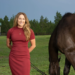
[0,0,75,22]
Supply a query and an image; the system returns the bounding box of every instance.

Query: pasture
[0,35,74,75]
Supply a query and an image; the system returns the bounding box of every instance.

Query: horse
[49,13,75,75]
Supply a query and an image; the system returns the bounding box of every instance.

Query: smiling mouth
[20,23,23,24]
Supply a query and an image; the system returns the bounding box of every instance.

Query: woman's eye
[23,18,25,20]
[19,18,21,20]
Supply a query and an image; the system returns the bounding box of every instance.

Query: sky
[0,0,75,22]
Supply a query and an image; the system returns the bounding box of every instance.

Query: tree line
[0,11,64,35]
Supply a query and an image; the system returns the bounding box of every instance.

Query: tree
[9,15,15,27]
[54,11,62,25]
[39,16,44,34]
[44,17,49,34]
[39,16,49,34]
[47,21,55,34]
[3,16,10,34]
[0,11,63,35]
[30,19,40,35]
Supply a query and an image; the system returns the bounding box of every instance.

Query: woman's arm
[6,38,12,49]
[29,39,36,53]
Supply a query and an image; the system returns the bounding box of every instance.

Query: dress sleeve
[30,29,35,40]
[7,29,11,39]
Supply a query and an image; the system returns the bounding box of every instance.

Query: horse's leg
[49,46,60,75]
[65,48,75,70]
[49,62,60,75]
[63,58,71,75]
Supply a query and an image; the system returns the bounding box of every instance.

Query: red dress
[7,26,35,75]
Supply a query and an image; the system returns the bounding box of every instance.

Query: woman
[6,12,36,75]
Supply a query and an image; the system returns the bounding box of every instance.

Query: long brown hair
[13,12,30,41]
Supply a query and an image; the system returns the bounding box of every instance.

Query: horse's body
[49,13,75,75]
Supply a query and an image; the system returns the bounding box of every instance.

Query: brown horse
[49,13,75,75]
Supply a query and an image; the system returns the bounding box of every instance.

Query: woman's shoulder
[30,28,35,39]
[8,27,16,32]
[30,28,34,32]
[30,28,35,35]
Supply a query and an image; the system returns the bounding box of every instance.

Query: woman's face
[17,14,25,27]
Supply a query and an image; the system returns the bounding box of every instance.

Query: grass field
[0,35,74,75]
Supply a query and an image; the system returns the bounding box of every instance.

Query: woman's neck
[17,25,23,28]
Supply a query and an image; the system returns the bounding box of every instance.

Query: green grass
[0,35,75,75]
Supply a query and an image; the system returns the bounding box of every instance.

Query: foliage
[0,11,63,35]
[9,15,15,28]
[54,11,62,26]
